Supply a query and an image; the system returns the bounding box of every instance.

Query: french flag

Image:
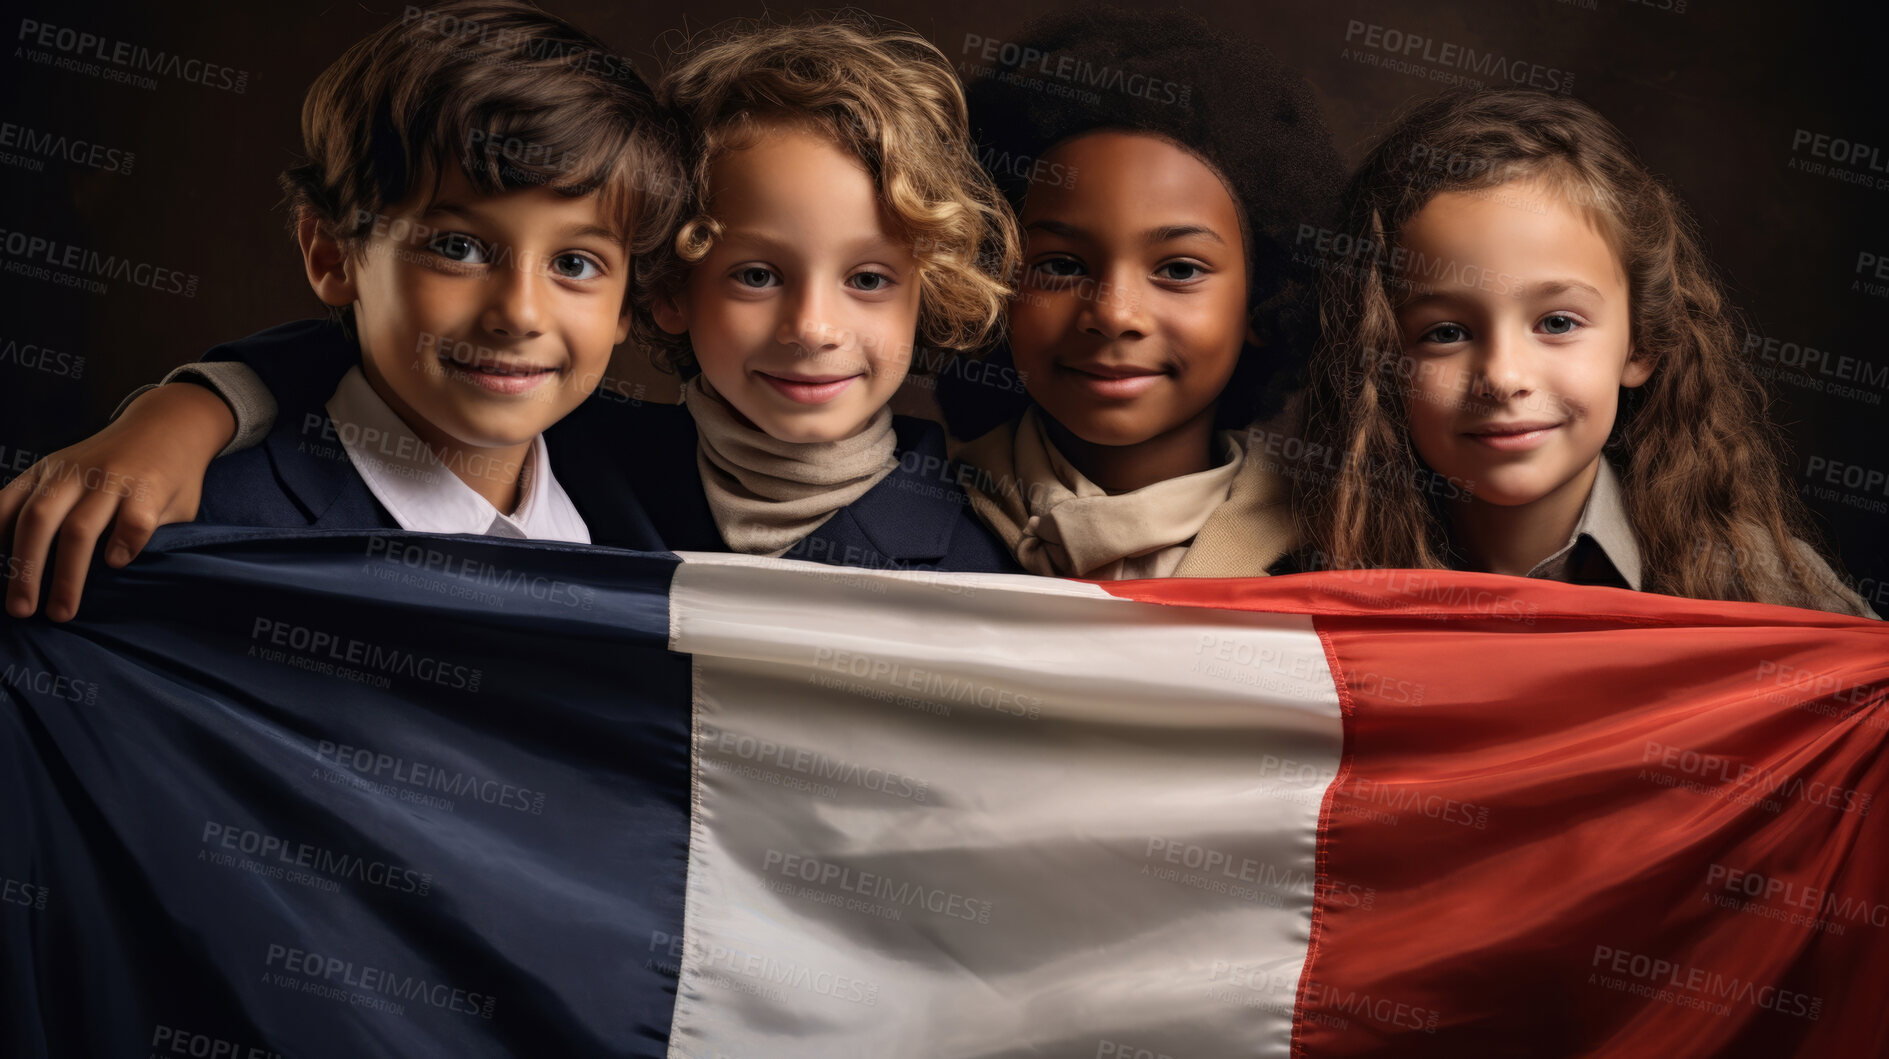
[1,526,1883,1057]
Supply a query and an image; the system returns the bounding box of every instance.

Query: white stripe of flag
[667,554,1342,1057]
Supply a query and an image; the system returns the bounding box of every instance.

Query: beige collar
[684,377,898,556]
[958,408,1296,579]
[1526,459,1644,590]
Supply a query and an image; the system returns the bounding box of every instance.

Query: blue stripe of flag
[0,526,692,1058]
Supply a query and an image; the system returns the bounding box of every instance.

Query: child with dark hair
[1,0,682,619]
[940,6,1345,579]
[1293,88,1872,616]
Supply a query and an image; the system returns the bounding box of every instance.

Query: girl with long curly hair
[1294,88,1871,616]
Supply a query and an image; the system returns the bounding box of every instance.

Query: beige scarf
[684,377,898,556]
[958,407,1297,579]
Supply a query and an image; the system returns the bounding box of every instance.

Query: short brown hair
[280,0,683,305]
[645,12,1018,374]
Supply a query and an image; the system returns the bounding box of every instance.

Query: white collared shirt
[325,367,590,543]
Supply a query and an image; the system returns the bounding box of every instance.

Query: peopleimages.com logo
[16,19,249,93]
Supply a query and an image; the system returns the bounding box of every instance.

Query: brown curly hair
[1296,88,1846,607]
[643,11,1019,375]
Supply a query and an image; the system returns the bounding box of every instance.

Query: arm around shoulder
[1,381,241,621]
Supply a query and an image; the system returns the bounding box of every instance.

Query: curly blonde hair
[1297,88,1846,608]
[641,12,1018,374]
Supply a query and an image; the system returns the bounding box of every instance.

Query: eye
[1539,313,1580,335]
[550,253,602,281]
[1420,322,1468,344]
[1155,260,1208,283]
[1029,255,1085,281]
[847,270,895,293]
[733,265,778,289]
[429,232,488,264]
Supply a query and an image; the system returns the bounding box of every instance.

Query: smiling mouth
[438,353,560,395]
[1465,422,1561,451]
[1071,362,1164,379]
[1060,362,1166,399]
[757,371,862,405]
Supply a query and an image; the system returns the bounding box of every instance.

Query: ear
[296,213,358,307]
[1245,323,1263,348]
[614,306,633,347]
[1620,350,1654,389]
[651,290,690,336]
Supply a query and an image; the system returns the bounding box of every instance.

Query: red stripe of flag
[1100,570,1889,1056]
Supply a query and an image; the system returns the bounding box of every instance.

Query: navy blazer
[195,323,398,532]
[203,320,1019,572]
[551,397,1021,573]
